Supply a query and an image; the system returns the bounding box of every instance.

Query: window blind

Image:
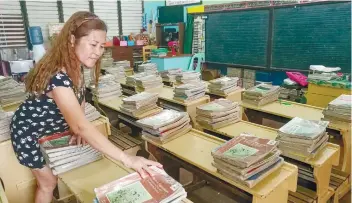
[0,1,27,48]
[93,1,119,39]
[121,0,143,35]
[26,0,59,43]
[62,0,90,22]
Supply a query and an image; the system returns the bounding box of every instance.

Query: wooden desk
[59,157,193,203]
[144,129,298,203]
[59,158,131,202]
[0,116,111,203]
[157,86,210,126]
[0,180,8,203]
[241,100,351,175]
[198,121,340,203]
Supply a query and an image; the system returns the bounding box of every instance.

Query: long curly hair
[25,11,107,95]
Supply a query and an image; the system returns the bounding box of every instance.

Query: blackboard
[272,2,351,72]
[205,9,269,67]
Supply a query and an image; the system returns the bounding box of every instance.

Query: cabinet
[306,83,351,108]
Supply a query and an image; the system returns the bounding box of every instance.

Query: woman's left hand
[122,154,163,178]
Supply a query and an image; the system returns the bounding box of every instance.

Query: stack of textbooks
[0,77,27,106]
[160,68,183,83]
[85,103,102,122]
[100,50,113,69]
[104,61,129,81]
[94,166,187,203]
[173,82,207,102]
[94,74,122,100]
[135,75,163,92]
[208,77,240,95]
[39,132,102,175]
[0,108,13,142]
[137,63,158,75]
[126,72,148,87]
[242,84,280,106]
[138,109,192,144]
[211,134,283,188]
[276,117,329,160]
[323,94,351,125]
[196,99,240,129]
[175,71,201,84]
[83,68,93,87]
[120,92,162,118]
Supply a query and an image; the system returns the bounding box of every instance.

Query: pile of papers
[138,109,192,144]
[323,94,351,125]
[173,82,206,102]
[85,103,101,122]
[83,68,93,87]
[120,92,161,118]
[100,50,113,69]
[211,134,283,188]
[94,74,122,100]
[308,65,341,81]
[208,77,240,95]
[0,109,13,142]
[135,74,163,92]
[242,84,280,106]
[104,61,129,81]
[175,71,201,84]
[160,68,183,83]
[0,77,27,106]
[94,166,187,203]
[39,132,102,175]
[196,99,240,129]
[137,63,158,75]
[276,117,329,160]
[126,72,148,87]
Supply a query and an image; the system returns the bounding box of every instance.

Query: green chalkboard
[205,9,269,67]
[272,2,351,72]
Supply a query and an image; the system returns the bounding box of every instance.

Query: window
[121,0,143,35]
[62,0,90,22]
[0,1,27,48]
[93,1,119,39]
[26,0,59,43]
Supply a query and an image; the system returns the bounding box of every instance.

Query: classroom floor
[187,184,351,203]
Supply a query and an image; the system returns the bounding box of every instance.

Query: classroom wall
[144,0,165,23]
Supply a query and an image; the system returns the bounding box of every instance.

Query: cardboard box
[227,67,243,78]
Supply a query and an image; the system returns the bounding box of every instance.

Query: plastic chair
[187,53,205,73]
[143,45,157,61]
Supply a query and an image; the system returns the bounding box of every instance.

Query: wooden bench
[330,168,350,203]
[197,120,340,203]
[108,126,141,156]
[144,129,298,203]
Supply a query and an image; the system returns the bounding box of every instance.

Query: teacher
[10,11,161,203]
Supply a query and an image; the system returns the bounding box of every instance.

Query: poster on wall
[166,0,201,6]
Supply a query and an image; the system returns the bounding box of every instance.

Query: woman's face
[74,30,106,68]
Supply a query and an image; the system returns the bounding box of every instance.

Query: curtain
[183,14,194,54]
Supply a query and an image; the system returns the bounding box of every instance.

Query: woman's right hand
[121,153,163,178]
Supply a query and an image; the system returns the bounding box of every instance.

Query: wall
[144,0,165,23]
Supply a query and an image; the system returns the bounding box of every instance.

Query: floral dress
[10,71,85,169]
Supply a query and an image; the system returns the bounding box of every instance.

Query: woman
[10,11,161,203]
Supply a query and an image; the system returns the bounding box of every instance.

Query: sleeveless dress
[10,71,85,169]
